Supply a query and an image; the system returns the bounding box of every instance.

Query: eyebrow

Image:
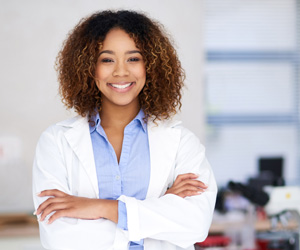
[99,50,142,56]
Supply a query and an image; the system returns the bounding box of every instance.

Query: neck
[100,99,140,129]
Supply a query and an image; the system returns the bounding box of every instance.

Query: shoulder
[149,118,200,140]
[55,115,88,129]
[148,118,203,150]
[37,115,88,144]
[45,115,87,132]
[147,118,181,131]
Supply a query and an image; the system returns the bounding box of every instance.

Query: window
[204,0,300,187]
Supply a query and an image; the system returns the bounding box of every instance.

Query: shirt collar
[89,112,100,134]
[89,109,147,134]
[134,109,147,132]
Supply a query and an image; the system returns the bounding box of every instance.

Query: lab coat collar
[60,116,100,197]
[146,119,182,198]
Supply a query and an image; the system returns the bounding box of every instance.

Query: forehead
[101,28,138,50]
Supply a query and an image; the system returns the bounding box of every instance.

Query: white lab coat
[32,115,217,250]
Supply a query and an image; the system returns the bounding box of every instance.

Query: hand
[165,173,207,198]
[35,189,118,224]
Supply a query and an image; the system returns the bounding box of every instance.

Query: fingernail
[36,192,41,196]
[33,210,36,215]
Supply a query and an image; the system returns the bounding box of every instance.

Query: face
[95,28,146,109]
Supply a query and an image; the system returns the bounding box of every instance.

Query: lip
[107,81,135,93]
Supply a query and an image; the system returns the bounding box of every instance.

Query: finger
[178,190,203,198]
[47,209,73,224]
[175,173,199,181]
[38,189,68,198]
[36,197,67,216]
[165,178,207,197]
[185,179,208,189]
[173,173,199,185]
[36,197,57,215]
[173,179,208,190]
[166,183,205,196]
[39,202,71,221]
[173,184,204,195]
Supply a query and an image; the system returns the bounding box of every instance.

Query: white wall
[0,0,205,212]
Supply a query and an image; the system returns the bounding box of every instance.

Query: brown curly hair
[56,10,185,121]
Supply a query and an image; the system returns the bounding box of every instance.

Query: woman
[32,10,217,250]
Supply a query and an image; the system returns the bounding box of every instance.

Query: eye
[101,58,114,63]
[128,57,141,62]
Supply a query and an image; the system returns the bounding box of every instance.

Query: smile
[108,82,134,89]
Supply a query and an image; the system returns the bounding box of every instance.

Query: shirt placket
[118,124,134,196]
[97,125,121,200]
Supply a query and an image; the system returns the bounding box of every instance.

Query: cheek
[95,67,107,90]
[95,66,103,79]
[136,65,146,81]
[94,74,103,91]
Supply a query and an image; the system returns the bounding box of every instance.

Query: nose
[112,61,129,77]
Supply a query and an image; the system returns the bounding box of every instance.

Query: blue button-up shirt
[89,110,150,249]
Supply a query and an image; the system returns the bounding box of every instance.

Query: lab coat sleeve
[32,127,82,250]
[118,127,217,248]
[33,127,71,196]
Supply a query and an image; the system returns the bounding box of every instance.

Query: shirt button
[115,175,120,180]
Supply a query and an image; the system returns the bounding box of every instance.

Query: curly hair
[56,10,185,121]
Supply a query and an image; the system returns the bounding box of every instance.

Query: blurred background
[0,0,299,249]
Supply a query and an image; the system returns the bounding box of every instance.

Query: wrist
[100,199,118,223]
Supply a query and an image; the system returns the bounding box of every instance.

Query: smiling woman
[56,10,184,122]
[32,10,217,250]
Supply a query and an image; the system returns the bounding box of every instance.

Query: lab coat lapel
[146,120,181,198]
[63,117,99,197]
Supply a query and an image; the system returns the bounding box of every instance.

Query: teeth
[110,82,133,89]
